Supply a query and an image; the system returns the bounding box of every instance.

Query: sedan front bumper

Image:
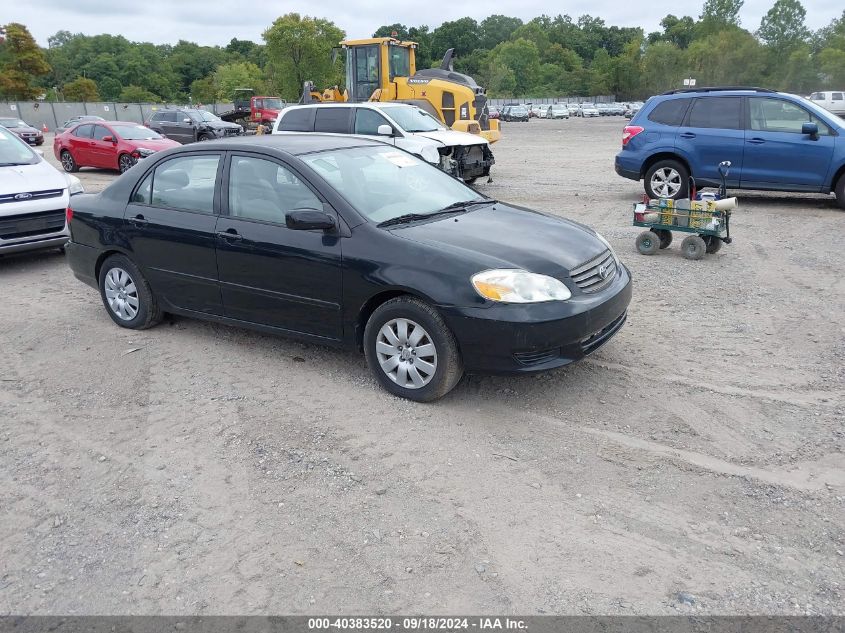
[441,265,632,374]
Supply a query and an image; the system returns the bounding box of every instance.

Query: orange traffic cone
[42,123,49,132]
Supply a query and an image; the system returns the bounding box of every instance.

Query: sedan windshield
[511,106,528,115]
[0,127,38,165]
[114,125,163,140]
[302,145,483,224]
[380,106,446,133]
[0,119,28,128]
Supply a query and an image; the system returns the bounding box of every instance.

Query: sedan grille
[570,250,617,294]
[0,189,64,205]
[0,209,66,240]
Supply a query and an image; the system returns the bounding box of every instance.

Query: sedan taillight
[622,126,644,146]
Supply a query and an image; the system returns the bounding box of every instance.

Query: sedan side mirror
[377,124,394,137]
[802,122,819,140]
[102,135,115,143]
[286,209,335,231]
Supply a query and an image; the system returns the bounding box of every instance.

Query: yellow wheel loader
[301,37,501,144]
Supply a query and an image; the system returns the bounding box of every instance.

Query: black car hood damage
[389,204,606,276]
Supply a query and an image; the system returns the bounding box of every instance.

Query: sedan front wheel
[364,296,463,402]
[98,254,161,329]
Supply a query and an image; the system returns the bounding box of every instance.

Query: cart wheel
[681,235,707,260]
[703,235,723,254]
[655,229,673,249]
[636,231,661,256]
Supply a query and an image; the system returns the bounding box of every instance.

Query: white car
[546,105,570,119]
[567,104,580,117]
[274,102,494,183]
[579,103,600,118]
[807,91,845,116]
[0,126,83,255]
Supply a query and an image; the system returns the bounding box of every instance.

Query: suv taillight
[622,125,644,147]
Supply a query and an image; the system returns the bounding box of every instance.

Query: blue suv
[615,87,845,208]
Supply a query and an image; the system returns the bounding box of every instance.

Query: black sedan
[65,135,631,401]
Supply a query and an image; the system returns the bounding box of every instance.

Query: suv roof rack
[661,86,776,95]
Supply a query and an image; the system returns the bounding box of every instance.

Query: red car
[53,121,179,174]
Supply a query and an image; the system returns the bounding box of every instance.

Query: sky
[7,0,843,47]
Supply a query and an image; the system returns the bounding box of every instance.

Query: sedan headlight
[471,269,571,303]
[136,148,156,157]
[419,145,440,164]
[67,174,84,195]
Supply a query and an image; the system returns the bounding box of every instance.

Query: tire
[364,296,463,402]
[98,254,161,330]
[118,153,135,174]
[60,150,79,173]
[656,229,673,249]
[704,235,723,254]
[198,134,211,142]
[636,230,661,256]
[835,174,845,210]
[464,177,479,185]
[681,235,707,260]
[645,159,689,200]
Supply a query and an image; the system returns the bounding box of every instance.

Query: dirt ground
[1,119,843,616]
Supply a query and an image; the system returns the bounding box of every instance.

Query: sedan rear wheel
[98,254,161,329]
[364,296,463,402]
[60,150,79,173]
[118,154,135,173]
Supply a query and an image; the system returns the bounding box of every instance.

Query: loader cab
[343,38,416,102]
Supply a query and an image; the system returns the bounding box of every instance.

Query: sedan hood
[0,159,68,196]
[390,203,606,276]
[413,129,488,147]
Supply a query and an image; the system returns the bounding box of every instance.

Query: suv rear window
[647,99,689,126]
[314,108,352,133]
[686,97,742,130]
[279,108,316,132]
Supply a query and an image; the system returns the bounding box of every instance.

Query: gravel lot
[1,119,843,616]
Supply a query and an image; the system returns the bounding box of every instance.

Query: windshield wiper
[378,199,496,228]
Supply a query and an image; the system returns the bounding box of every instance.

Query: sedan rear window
[150,155,220,213]
[647,99,689,126]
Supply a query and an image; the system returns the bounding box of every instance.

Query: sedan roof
[187,133,387,155]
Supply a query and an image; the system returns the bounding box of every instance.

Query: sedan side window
[150,155,220,213]
[228,155,321,224]
[93,125,111,140]
[354,108,391,135]
[74,124,94,138]
[749,98,831,136]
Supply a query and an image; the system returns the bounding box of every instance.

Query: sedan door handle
[216,229,243,241]
[129,214,148,226]
[679,132,696,139]
[747,137,766,145]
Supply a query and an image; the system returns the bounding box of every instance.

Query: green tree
[489,38,540,96]
[63,77,100,101]
[649,15,696,49]
[479,15,523,50]
[699,0,744,34]
[687,29,767,86]
[641,42,686,94]
[118,85,161,102]
[431,18,480,58]
[0,23,51,99]
[263,13,345,101]
[758,0,810,55]
[190,76,217,104]
[780,47,817,93]
[818,47,845,88]
[373,24,409,39]
[214,62,265,101]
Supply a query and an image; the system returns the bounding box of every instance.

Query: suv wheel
[364,296,463,402]
[645,159,689,200]
[835,174,845,209]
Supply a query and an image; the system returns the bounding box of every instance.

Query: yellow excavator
[301,37,501,144]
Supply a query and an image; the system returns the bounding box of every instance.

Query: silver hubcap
[120,156,133,171]
[650,167,682,197]
[104,267,139,321]
[61,153,74,171]
[376,318,437,389]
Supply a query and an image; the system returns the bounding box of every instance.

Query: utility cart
[633,161,734,260]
